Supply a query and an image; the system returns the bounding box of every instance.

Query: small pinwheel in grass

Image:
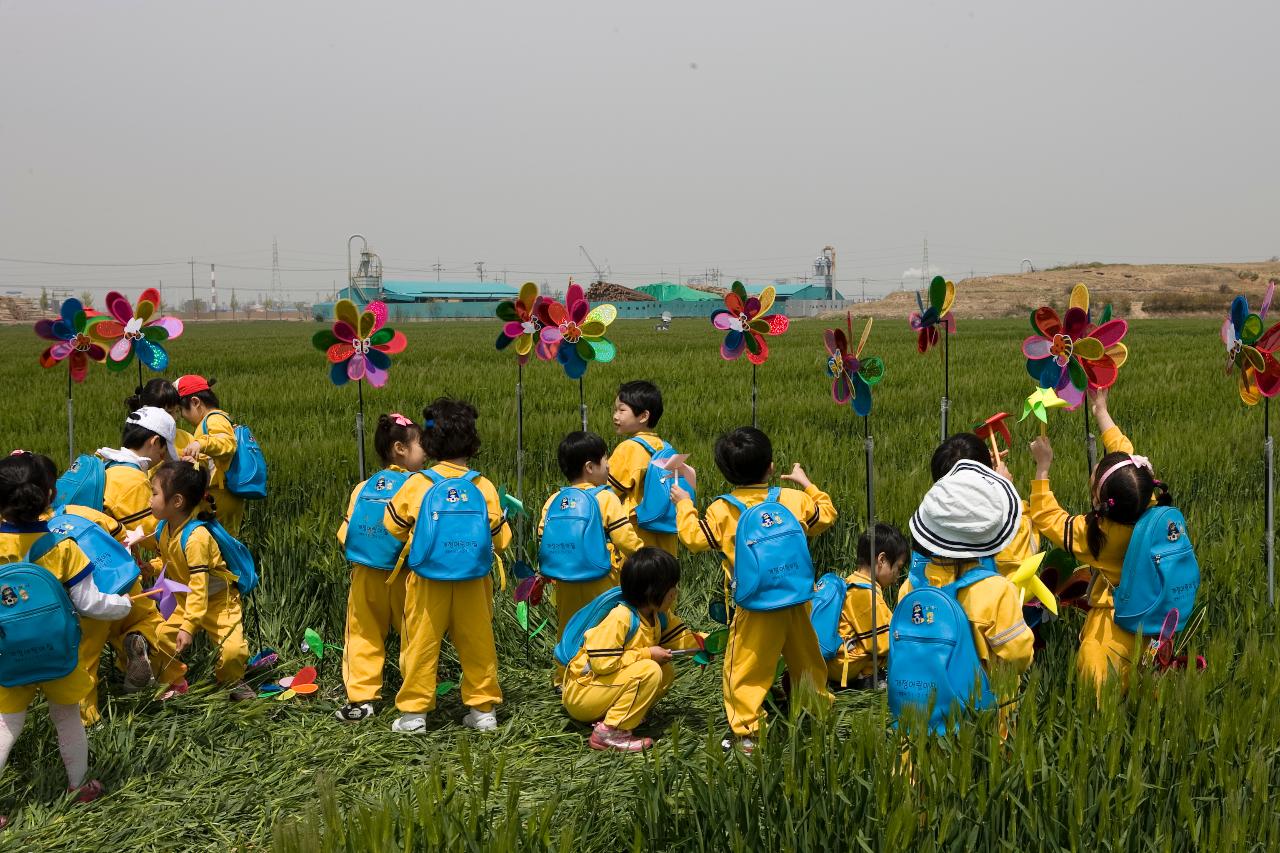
[1222,280,1280,405]
[909,276,956,354]
[495,281,544,365]
[87,288,184,372]
[535,282,618,379]
[822,315,884,417]
[311,299,407,387]
[711,282,790,364]
[1022,284,1128,411]
[34,297,106,382]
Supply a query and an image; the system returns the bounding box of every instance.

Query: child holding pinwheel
[175,375,246,535]
[334,413,425,722]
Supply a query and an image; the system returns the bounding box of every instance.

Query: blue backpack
[553,586,667,667]
[810,571,877,660]
[156,517,259,595]
[629,437,694,534]
[538,485,612,582]
[405,469,493,581]
[344,469,413,571]
[31,512,141,596]
[0,527,83,687]
[202,414,268,500]
[720,488,814,611]
[1113,505,1199,636]
[54,454,110,511]
[888,558,998,735]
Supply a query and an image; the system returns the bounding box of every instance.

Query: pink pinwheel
[142,567,191,621]
[34,298,106,382]
[822,315,884,417]
[311,299,407,387]
[88,288,184,372]
[909,276,956,354]
[495,282,544,365]
[711,281,790,365]
[1022,284,1128,410]
[534,282,618,379]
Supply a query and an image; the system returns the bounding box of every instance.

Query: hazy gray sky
[2,0,1276,302]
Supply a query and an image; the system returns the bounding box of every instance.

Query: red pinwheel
[711,282,790,365]
[34,297,106,382]
[909,276,955,354]
[1222,280,1280,405]
[88,288,184,372]
[1022,284,1128,410]
[311,299,407,387]
[534,282,618,379]
[822,315,884,417]
[495,282,544,366]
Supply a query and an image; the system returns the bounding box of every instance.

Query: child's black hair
[930,433,992,481]
[153,460,216,521]
[178,378,220,410]
[0,452,56,523]
[373,414,423,467]
[617,380,663,429]
[714,427,772,486]
[620,547,681,611]
[127,378,180,412]
[857,522,910,569]
[557,431,608,481]
[420,398,481,461]
[1085,452,1172,558]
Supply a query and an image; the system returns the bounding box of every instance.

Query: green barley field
[0,315,1277,852]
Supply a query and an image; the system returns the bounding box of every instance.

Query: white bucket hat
[127,406,180,461]
[910,459,1022,559]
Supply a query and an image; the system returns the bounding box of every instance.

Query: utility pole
[475,261,486,282]
[921,238,929,291]
[271,237,282,306]
[190,257,197,318]
[210,264,217,319]
[433,259,442,281]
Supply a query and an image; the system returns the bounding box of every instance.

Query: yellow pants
[79,579,164,725]
[396,575,502,713]
[0,630,99,714]
[342,564,408,703]
[209,487,245,536]
[553,575,616,685]
[826,651,876,686]
[636,528,677,556]
[723,603,830,737]
[562,658,675,730]
[154,588,248,684]
[1077,607,1138,694]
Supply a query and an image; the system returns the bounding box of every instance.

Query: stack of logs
[585,282,655,302]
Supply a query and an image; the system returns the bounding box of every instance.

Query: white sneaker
[462,708,497,732]
[391,712,427,733]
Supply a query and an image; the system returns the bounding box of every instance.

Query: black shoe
[122,632,153,693]
[335,701,376,722]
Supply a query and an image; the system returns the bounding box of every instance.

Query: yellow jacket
[193,409,237,490]
[384,461,512,554]
[899,562,1034,675]
[995,507,1039,577]
[62,504,127,543]
[102,460,157,534]
[1028,425,1135,609]
[157,511,238,635]
[0,511,90,584]
[607,431,665,518]
[834,569,892,666]
[538,482,646,563]
[564,603,701,680]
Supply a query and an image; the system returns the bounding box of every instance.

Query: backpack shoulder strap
[178,519,206,553]
[628,436,657,455]
[421,469,443,485]
[765,486,781,502]
[586,484,610,498]
[718,493,748,514]
[944,565,999,596]
[462,470,481,483]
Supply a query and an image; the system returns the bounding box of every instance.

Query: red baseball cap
[175,375,210,397]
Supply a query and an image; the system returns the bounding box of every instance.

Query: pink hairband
[389,413,413,427]
[1097,454,1154,491]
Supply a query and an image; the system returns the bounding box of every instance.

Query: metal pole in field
[1083,399,1097,477]
[578,378,587,431]
[66,365,74,463]
[751,363,758,429]
[940,329,950,442]
[865,414,877,681]
[1267,398,1274,605]
[516,361,525,501]
[355,379,366,480]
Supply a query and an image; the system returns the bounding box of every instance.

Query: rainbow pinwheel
[34,298,106,382]
[1222,281,1280,405]
[909,276,955,354]
[535,283,618,379]
[822,315,884,417]
[1022,284,1128,410]
[311,299,407,387]
[712,282,790,365]
[495,282,544,365]
[87,288,184,372]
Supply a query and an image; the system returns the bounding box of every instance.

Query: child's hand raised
[1089,387,1117,433]
[993,449,1012,482]
[1030,436,1053,478]
[781,463,813,490]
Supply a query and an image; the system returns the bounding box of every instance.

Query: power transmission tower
[271,237,283,305]
[920,238,929,291]
[433,259,443,281]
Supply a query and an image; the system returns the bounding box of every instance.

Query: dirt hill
[844,261,1280,320]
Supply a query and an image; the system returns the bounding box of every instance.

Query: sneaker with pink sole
[589,723,653,752]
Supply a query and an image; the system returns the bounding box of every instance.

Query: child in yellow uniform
[1027,387,1164,693]
[334,414,425,722]
[826,523,907,689]
[672,427,837,753]
[175,374,246,535]
[539,431,646,683]
[127,378,194,454]
[0,453,133,813]
[561,548,702,752]
[608,380,678,556]
[147,461,253,701]
[384,399,511,733]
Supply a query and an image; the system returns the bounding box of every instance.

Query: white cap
[909,460,1023,559]
[127,406,180,461]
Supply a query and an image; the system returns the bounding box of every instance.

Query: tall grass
[0,317,1275,851]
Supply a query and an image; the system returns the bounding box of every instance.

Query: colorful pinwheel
[909,276,955,354]
[711,282,790,365]
[1020,387,1069,425]
[822,315,884,417]
[88,289,184,372]
[34,297,106,382]
[495,282,544,365]
[1222,281,1280,405]
[535,283,618,379]
[1022,284,1128,410]
[311,299,407,387]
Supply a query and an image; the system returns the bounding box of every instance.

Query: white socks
[0,711,28,778]
[0,706,89,789]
